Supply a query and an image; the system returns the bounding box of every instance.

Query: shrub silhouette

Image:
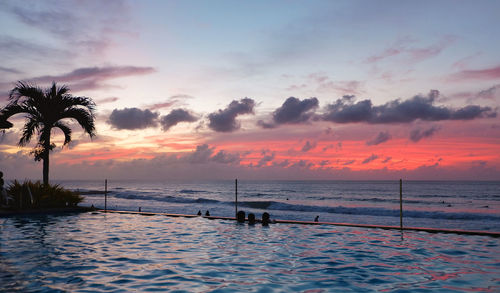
[7,180,83,209]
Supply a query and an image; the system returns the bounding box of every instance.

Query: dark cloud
[382,157,392,163]
[211,150,240,164]
[257,151,275,167]
[290,159,314,169]
[342,160,355,166]
[301,141,317,152]
[182,144,241,165]
[107,107,159,130]
[273,160,290,167]
[256,120,275,129]
[366,131,392,146]
[362,154,379,164]
[323,90,496,124]
[319,160,329,167]
[477,84,500,100]
[160,109,198,131]
[259,97,319,128]
[273,97,319,124]
[409,126,440,142]
[208,98,255,132]
[185,144,213,164]
[451,105,497,119]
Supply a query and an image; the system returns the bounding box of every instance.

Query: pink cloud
[95,97,119,104]
[450,65,500,81]
[308,73,363,95]
[12,66,156,92]
[365,48,402,63]
[451,52,482,70]
[147,95,194,111]
[365,36,455,64]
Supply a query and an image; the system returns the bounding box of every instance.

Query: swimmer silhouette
[197,210,202,216]
[205,210,210,216]
[314,215,319,222]
[262,212,271,226]
[248,213,256,225]
[237,210,245,223]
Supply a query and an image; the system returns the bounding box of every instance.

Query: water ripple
[0,212,499,292]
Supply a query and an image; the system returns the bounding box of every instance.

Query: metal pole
[235,178,238,217]
[105,179,107,212]
[399,179,403,230]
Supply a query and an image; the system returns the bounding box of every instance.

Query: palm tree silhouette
[1,81,96,185]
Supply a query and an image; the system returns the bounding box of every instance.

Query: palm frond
[61,108,96,138]
[9,81,44,104]
[0,115,13,129]
[54,121,72,146]
[1,103,27,119]
[19,118,41,146]
[61,95,96,111]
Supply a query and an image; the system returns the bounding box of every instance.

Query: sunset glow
[1,0,499,180]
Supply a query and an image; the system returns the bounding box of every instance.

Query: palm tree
[0,81,96,185]
[0,117,13,129]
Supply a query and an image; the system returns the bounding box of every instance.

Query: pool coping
[99,209,500,238]
[0,206,95,217]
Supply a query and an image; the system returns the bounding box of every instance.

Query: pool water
[1,212,499,292]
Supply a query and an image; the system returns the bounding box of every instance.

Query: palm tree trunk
[43,133,50,186]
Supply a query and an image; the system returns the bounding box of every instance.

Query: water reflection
[0,212,499,292]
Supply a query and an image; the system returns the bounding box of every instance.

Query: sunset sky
[1,0,499,180]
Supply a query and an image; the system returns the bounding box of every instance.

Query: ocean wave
[179,189,206,194]
[112,192,220,205]
[83,190,500,222]
[74,189,112,195]
[258,201,500,221]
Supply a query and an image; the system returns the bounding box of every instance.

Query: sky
[0,0,499,181]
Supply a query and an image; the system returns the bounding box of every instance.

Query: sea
[55,180,500,232]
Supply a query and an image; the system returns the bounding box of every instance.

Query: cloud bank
[409,126,440,142]
[258,97,319,128]
[160,109,198,131]
[108,107,159,130]
[208,98,255,132]
[322,90,496,124]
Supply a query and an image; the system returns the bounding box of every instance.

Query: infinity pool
[1,212,499,292]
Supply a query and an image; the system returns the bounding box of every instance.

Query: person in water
[197,210,202,216]
[314,215,319,222]
[262,212,271,226]
[237,210,245,223]
[248,213,256,225]
[205,210,210,216]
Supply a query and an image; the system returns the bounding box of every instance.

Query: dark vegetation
[4,180,83,210]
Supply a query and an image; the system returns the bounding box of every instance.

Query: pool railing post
[105,179,107,212]
[235,178,238,218]
[400,179,403,230]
